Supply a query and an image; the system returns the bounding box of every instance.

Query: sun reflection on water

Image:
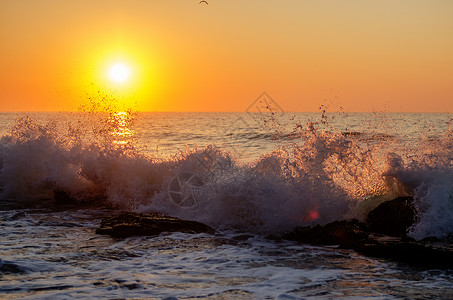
[108,111,135,146]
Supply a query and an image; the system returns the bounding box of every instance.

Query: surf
[0,111,452,240]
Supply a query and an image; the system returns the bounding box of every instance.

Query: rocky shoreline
[283,196,453,268]
[96,211,215,238]
[96,197,453,268]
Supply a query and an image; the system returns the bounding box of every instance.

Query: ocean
[1,111,452,299]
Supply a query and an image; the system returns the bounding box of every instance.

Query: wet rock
[96,212,215,238]
[54,190,77,203]
[420,236,441,243]
[283,210,453,268]
[0,261,25,274]
[366,196,416,237]
[355,237,453,268]
[283,219,370,248]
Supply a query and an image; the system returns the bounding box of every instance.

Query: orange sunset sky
[1,0,452,112]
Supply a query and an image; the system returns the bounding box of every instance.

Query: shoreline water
[2,206,453,299]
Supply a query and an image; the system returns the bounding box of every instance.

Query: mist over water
[0,111,452,239]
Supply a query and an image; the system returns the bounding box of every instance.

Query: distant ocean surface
[1,111,453,299]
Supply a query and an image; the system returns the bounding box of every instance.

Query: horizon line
[0,110,452,114]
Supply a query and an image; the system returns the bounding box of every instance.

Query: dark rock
[400,235,416,242]
[421,236,441,243]
[355,238,453,268]
[283,219,370,248]
[283,213,453,268]
[96,212,215,238]
[445,234,453,243]
[366,196,416,237]
[54,190,76,203]
[0,261,25,274]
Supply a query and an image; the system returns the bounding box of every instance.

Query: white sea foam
[0,112,452,239]
[2,112,453,299]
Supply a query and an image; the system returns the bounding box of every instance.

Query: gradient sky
[1,0,452,112]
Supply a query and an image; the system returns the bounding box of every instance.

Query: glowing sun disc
[109,63,130,83]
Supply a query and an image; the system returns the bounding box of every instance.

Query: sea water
[1,111,453,299]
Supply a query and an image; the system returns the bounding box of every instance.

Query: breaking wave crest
[0,112,452,239]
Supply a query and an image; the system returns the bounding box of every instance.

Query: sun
[109,63,130,83]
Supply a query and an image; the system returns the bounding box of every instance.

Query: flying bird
[199,0,208,4]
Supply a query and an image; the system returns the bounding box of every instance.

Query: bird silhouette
[199,0,208,4]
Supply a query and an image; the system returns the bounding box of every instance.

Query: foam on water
[1,111,453,299]
[0,112,452,239]
[2,208,453,299]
